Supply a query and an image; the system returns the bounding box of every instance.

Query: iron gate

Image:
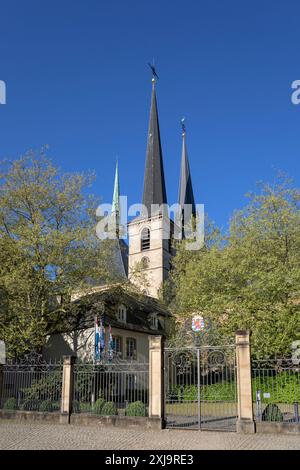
[164,344,237,431]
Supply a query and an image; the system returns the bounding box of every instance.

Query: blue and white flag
[108,324,114,361]
[94,316,100,361]
[99,318,105,358]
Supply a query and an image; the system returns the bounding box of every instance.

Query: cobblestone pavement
[0,421,299,450]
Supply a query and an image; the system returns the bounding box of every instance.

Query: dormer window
[141,227,150,251]
[117,304,127,323]
[150,313,158,330]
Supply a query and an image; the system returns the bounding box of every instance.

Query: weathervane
[181,117,186,134]
[148,61,159,82]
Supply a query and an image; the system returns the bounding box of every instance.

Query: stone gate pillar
[0,364,3,408]
[148,336,164,427]
[235,330,255,433]
[60,355,76,423]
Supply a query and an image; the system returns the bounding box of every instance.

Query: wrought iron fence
[0,353,63,412]
[72,360,149,416]
[252,358,300,423]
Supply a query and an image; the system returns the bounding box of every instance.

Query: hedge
[168,372,300,404]
[101,401,117,416]
[125,401,147,417]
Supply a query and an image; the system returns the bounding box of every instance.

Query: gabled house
[43,284,171,363]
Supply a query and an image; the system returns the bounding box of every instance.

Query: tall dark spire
[178,120,196,227]
[142,78,167,216]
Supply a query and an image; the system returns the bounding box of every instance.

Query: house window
[141,228,150,251]
[117,304,127,323]
[112,336,122,357]
[150,314,158,330]
[126,337,137,360]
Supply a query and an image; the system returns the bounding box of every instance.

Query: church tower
[128,77,173,298]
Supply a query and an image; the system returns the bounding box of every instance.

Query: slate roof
[178,130,196,222]
[142,81,167,217]
[49,284,170,336]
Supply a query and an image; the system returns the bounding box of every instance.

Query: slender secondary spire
[111,159,120,235]
[142,77,167,217]
[110,160,128,278]
[178,119,196,230]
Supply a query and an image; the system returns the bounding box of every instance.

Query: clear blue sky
[1,0,299,231]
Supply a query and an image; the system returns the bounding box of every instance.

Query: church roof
[106,238,128,279]
[142,80,167,217]
[178,129,196,221]
[109,161,128,278]
[111,160,120,218]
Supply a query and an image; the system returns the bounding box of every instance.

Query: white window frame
[112,336,122,357]
[150,313,158,330]
[117,304,127,323]
[126,337,137,360]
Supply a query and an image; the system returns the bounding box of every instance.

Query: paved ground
[0,421,299,450]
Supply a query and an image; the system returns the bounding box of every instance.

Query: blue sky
[0,0,299,231]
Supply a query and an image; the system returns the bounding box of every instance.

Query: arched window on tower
[141,227,150,251]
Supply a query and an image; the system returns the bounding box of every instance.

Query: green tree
[167,176,300,357]
[0,149,116,357]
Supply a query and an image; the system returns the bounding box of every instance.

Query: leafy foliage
[166,177,300,357]
[125,400,146,417]
[3,397,17,410]
[169,371,300,404]
[101,401,117,416]
[38,399,56,412]
[262,404,283,422]
[252,371,300,403]
[93,397,106,414]
[170,382,236,402]
[0,150,116,357]
[21,399,40,411]
[21,369,62,402]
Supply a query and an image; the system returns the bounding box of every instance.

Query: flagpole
[93,315,96,366]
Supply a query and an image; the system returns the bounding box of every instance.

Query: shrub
[125,401,146,417]
[73,364,95,401]
[21,399,39,411]
[72,400,102,413]
[51,401,60,411]
[252,372,300,404]
[38,400,54,412]
[3,397,17,410]
[101,401,117,416]
[21,369,62,403]
[262,403,283,422]
[72,400,79,413]
[170,382,236,402]
[80,402,92,413]
[168,371,300,405]
[93,398,105,415]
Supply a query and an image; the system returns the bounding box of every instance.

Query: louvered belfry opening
[141,227,150,251]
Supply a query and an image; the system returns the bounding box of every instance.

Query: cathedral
[43,74,196,362]
[111,74,196,299]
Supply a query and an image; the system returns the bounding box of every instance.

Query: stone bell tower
[128,77,173,298]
